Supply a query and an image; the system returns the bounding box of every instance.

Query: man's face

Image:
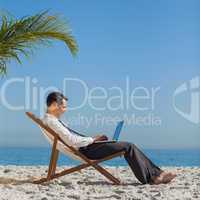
[57,99,67,114]
[48,98,68,116]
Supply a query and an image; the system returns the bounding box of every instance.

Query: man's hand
[93,134,108,142]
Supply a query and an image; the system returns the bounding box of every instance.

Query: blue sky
[0,0,199,148]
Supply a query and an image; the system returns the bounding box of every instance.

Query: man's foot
[151,171,177,185]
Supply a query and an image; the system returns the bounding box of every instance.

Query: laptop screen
[113,121,124,141]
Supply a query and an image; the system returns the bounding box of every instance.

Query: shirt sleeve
[44,118,94,148]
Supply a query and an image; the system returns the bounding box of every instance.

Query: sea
[0,147,200,166]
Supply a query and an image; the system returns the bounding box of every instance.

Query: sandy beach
[0,166,199,200]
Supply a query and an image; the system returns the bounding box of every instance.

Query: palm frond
[0,11,78,75]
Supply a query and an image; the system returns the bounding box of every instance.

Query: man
[43,91,176,185]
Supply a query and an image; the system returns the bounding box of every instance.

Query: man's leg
[79,141,163,184]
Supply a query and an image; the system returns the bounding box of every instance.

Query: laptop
[94,120,124,144]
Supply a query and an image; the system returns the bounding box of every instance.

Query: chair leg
[47,138,59,180]
[92,164,121,185]
[50,149,59,176]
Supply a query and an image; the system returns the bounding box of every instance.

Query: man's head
[46,92,68,117]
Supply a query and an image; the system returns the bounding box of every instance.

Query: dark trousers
[79,141,163,184]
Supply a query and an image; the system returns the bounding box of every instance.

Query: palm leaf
[0,11,78,75]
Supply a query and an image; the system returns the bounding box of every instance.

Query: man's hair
[46,92,68,107]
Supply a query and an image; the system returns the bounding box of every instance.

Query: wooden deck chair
[25,112,125,185]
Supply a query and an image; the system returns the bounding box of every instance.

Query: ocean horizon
[0,147,199,167]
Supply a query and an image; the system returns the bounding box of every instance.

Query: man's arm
[45,118,94,148]
[60,120,108,142]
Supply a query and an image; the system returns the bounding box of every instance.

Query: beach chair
[25,112,125,185]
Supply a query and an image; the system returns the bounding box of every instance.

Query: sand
[0,165,199,200]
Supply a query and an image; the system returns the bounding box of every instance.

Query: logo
[173,77,200,124]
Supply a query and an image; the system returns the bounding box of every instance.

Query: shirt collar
[44,112,59,120]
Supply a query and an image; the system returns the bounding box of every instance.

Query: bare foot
[151,171,177,185]
[162,172,176,183]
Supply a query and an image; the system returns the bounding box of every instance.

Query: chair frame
[26,112,125,185]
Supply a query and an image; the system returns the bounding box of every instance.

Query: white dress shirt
[42,113,94,149]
